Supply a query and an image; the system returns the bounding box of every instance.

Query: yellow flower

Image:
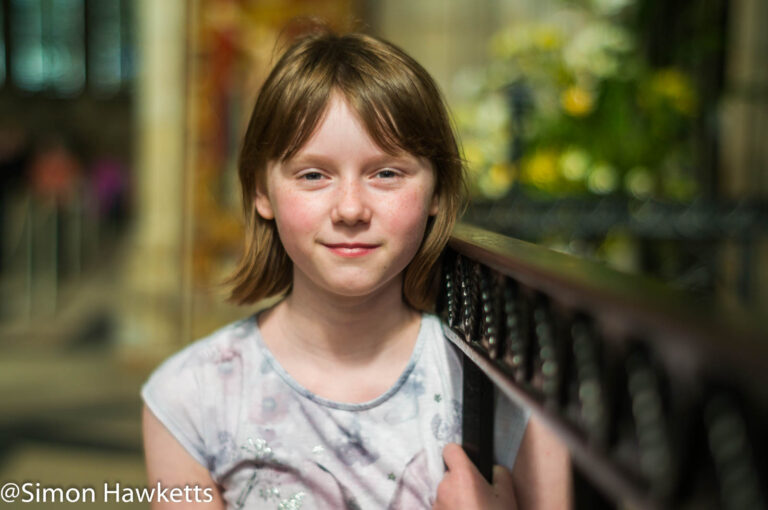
[490,162,515,190]
[559,147,590,181]
[650,69,697,115]
[561,86,594,117]
[479,163,516,198]
[490,24,561,58]
[534,26,562,51]
[523,150,559,187]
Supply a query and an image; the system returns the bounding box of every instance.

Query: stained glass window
[10,0,45,91]
[48,0,85,95]
[89,0,132,94]
[10,0,85,95]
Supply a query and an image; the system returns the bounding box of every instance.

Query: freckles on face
[377,184,434,243]
[268,178,319,244]
[259,93,440,298]
[271,176,433,258]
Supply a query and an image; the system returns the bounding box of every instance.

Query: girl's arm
[512,415,572,509]
[142,405,225,509]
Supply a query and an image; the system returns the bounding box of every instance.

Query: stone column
[720,0,768,309]
[118,0,188,362]
[721,0,768,197]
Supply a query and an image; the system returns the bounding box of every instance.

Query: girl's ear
[255,187,275,220]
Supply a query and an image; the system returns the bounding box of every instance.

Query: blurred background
[0,0,765,507]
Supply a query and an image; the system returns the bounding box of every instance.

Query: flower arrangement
[455,0,699,201]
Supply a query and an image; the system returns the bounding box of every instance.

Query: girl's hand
[433,443,518,510]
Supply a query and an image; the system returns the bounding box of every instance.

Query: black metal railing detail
[624,348,675,498]
[459,255,476,341]
[533,302,560,407]
[704,391,767,510]
[502,281,527,383]
[438,223,768,510]
[479,266,499,358]
[575,320,612,450]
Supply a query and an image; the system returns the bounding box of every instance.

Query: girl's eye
[300,171,324,181]
[375,169,399,179]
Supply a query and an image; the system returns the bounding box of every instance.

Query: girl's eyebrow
[287,153,421,168]
[285,154,335,168]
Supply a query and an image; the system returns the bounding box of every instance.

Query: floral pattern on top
[142,313,529,509]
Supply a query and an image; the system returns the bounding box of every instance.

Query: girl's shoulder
[140,314,264,467]
[149,314,261,377]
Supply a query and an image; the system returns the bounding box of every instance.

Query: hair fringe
[226,29,467,311]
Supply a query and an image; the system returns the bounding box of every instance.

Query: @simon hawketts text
[1,481,215,504]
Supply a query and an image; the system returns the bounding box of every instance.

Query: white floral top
[142,313,528,509]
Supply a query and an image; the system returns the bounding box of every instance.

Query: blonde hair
[228,29,466,311]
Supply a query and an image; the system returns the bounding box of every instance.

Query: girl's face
[256,93,438,300]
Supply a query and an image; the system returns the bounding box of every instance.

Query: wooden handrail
[440,223,768,510]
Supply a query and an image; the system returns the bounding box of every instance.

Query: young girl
[142,29,569,509]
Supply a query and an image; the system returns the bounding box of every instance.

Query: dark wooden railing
[438,223,768,510]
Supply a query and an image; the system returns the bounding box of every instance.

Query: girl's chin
[314,276,400,300]
[321,283,389,299]
[291,263,406,300]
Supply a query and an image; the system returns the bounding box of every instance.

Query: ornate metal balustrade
[438,223,768,510]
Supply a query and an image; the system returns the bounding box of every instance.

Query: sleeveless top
[141,312,528,509]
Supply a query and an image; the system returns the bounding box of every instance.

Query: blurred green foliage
[455,0,699,201]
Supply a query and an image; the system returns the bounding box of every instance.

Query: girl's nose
[330,180,372,225]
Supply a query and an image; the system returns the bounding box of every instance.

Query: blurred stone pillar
[721,0,768,197]
[720,0,768,309]
[118,0,188,361]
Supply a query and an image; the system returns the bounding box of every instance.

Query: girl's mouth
[323,243,380,257]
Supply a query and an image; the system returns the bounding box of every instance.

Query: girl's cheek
[274,212,314,258]
[382,189,433,230]
[274,189,322,231]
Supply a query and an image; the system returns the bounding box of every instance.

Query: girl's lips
[323,243,379,257]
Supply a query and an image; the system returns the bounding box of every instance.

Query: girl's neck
[262,272,420,366]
